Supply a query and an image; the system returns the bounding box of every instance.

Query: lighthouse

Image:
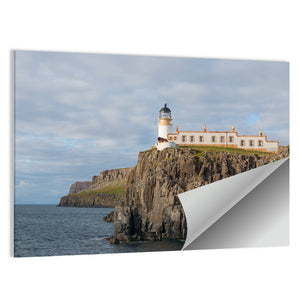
[158,104,173,140]
[155,104,178,151]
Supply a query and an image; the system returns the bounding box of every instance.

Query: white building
[156,104,279,153]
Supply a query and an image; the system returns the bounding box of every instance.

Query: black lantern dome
[159,104,172,119]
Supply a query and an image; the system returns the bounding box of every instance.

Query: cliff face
[69,181,92,194]
[88,167,134,191]
[59,192,124,208]
[58,167,134,207]
[112,146,289,243]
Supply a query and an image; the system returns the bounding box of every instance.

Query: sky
[14,51,289,204]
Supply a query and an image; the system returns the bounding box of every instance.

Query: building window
[169,136,172,140]
[240,140,245,146]
[249,140,254,147]
[229,136,234,143]
[212,136,216,143]
[174,136,177,141]
[258,140,263,147]
[182,135,186,142]
[190,136,194,142]
[199,136,204,142]
[220,136,225,143]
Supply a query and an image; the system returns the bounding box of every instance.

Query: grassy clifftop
[180,145,270,155]
[178,145,288,160]
[58,181,126,207]
[70,180,125,197]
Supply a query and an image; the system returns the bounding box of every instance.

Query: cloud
[15,180,28,188]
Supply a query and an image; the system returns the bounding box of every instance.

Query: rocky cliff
[58,167,134,207]
[59,192,125,208]
[88,167,134,191]
[69,181,92,194]
[112,146,289,243]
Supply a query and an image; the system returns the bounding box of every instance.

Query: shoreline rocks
[103,211,115,222]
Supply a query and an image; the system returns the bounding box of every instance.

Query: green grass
[179,145,271,157]
[141,145,275,160]
[142,145,273,156]
[70,181,126,197]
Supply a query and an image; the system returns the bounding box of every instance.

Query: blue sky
[14,51,289,204]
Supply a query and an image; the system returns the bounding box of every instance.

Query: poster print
[14,51,289,257]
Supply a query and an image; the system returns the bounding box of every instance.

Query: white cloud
[160,82,208,103]
[16,180,28,188]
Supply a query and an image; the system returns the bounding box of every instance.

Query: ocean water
[14,205,184,257]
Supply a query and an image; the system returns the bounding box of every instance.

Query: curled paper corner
[178,158,289,251]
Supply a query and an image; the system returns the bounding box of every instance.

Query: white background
[1,1,299,299]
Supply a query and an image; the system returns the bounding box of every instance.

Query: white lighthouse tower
[156,104,178,151]
[158,103,173,139]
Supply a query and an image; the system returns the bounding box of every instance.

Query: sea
[14,205,184,257]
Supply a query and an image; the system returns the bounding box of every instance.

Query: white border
[1,1,299,300]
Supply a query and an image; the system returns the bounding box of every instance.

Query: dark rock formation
[88,167,134,191]
[58,192,124,208]
[113,146,289,243]
[103,211,115,222]
[69,181,92,194]
[278,145,289,157]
